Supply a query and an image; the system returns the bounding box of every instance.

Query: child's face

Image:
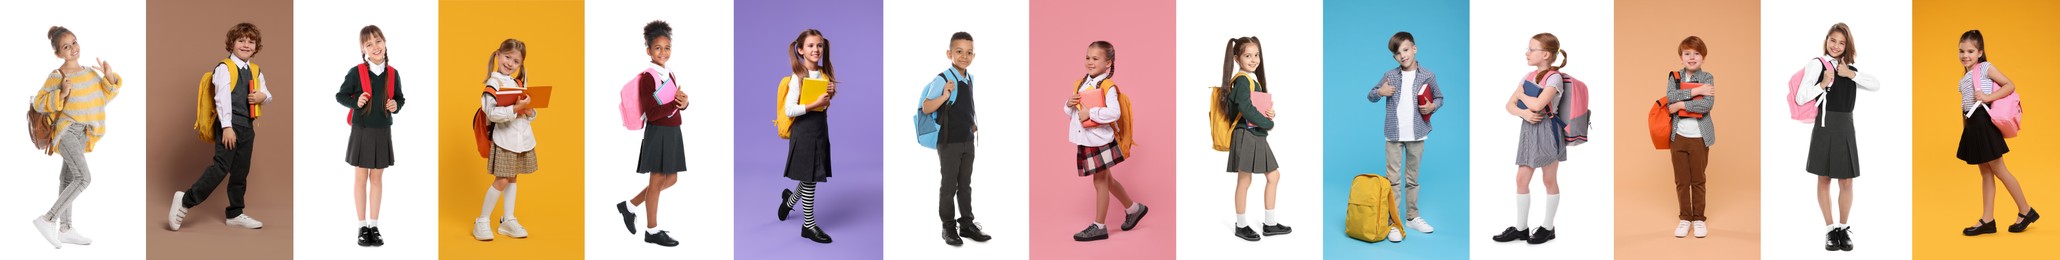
[1525,39,1548,67]
[497,50,523,76]
[1238,43,1261,73]
[1824,32,1847,60]
[1393,40,1417,69]
[648,36,672,66]
[948,39,974,70]
[1959,40,1981,68]
[363,36,387,64]
[1084,47,1111,77]
[798,35,824,65]
[233,37,258,60]
[1679,49,1703,71]
[53,34,79,62]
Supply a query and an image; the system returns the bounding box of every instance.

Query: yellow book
[798,78,829,109]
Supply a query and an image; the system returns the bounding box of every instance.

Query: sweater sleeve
[1233,77,1273,129]
[337,68,362,109]
[389,71,406,113]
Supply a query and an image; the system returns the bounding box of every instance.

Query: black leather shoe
[644,230,680,247]
[1262,223,1293,236]
[2009,208,2039,233]
[1121,204,1149,231]
[1491,227,1528,242]
[1526,227,1556,244]
[617,202,638,234]
[1234,225,1260,241]
[957,219,992,242]
[1823,228,1839,251]
[943,225,964,246]
[369,226,385,247]
[1964,219,1997,236]
[778,190,794,221]
[1836,227,1853,251]
[357,226,373,247]
[802,225,833,244]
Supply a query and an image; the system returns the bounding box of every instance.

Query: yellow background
[1913,0,2060,257]
[437,0,585,258]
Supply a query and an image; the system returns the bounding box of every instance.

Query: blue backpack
[916,70,967,149]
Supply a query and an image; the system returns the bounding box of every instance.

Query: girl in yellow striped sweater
[30,26,124,249]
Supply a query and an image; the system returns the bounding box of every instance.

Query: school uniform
[33,68,122,228]
[1225,73,1278,173]
[1957,62,2009,165]
[183,55,273,217]
[336,61,405,169]
[1664,69,1715,221]
[1068,73,1124,176]
[1515,73,1567,167]
[483,71,539,177]
[1803,58,1878,178]
[928,66,979,225]
[783,71,834,182]
[1371,67,1440,220]
[636,63,688,174]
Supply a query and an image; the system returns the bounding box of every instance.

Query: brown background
[145,0,294,259]
[1612,0,1762,259]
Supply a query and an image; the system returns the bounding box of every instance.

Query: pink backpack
[620,68,677,130]
[1524,71,1592,146]
[1787,58,1833,124]
[1969,62,2023,138]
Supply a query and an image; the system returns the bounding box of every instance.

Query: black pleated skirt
[784,112,833,182]
[1807,112,1859,178]
[345,126,395,169]
[1958,106,2011,165]
[636,125,688,174]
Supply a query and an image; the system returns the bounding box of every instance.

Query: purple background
[732,0,885,259]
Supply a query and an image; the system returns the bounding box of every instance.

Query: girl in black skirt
[336,25,404,247]
[1801,23,1878,250]
[614,21,687,247]
[773,29,839,244]
[1954,30,2037,236]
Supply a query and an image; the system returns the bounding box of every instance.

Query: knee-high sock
[1516,194,1531,230]
[479,186,501,220]
[801,182,817,228]
[785,182,805,207]
[1544,194,1560,229]
[502,183,519,220]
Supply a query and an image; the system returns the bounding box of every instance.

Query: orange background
[1912,0,2060,257]
[435,0,585,258]
[1612,0,1761,258]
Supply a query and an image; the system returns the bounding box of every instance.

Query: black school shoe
[1491,227,1529,242]
[943,224,964,246]
[1823,227,1840,251]
[802,225,833,244]
[1263,223,1293,236]
[1234,225,1260,241]
[1072,224,1108,242]
[357,226,373,247]
[369,226,385,247]
[616,202,638,234]
[2009,208,2040,232]
[778,190,794,221]
[1525,227,1556,244]
[645,230,680,247]
[1964,219,1997,236]
[1836,227,1853,251]
[1121,204,1150,231]
[957,219,992,242]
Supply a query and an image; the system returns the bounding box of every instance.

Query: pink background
[1027,0,1178,258]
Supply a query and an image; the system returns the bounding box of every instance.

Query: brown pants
[1669,134,1709,221]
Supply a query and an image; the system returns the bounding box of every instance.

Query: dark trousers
[184,125,256,217]
[938,141,976,226]
[1669,134,1709,221]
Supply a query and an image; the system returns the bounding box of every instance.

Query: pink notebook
[1078,87,1107,127]
[1251,92,1274,118]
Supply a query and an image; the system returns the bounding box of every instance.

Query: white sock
[480,186,502,219]
[1126,203,1143,214]
[369,219,378,227]
[1235,214,1248,228]
[1544,194,1560,229]
[1516,194,1531,230]
[1826,224,1839,232]
[646,225,664,234]
[502,183,519,220]
[360,220,369,227]
[1093,222,1106,229]
[1264,210,1279,225]
[627,200,644,215]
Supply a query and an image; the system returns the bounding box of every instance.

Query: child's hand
[1837,64,1856,78]
[1517,110,1541,123]
[676,91,690,110]
[941,81,957,98]
[385,99,398,112]
[514,96,534,115]
[1377,83,1396,97]
[1668,101,1686,113]
[1067,93,1081,107]
[1418,103,1436,114]
[248,90,264,105]
[97,58,118,83]
[221,127,238,149]
[826,82,839,98]
[358,93,371,108]
[1692,85,1717,96]
[1264,109,1277,118]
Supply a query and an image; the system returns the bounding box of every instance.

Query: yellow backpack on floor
[194,58,263,142]
[1346,173,1405,242]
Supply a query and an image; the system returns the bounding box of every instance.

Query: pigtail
[1221,38,1238,89]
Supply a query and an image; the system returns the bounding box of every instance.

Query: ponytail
[1531,33,1567,82]
[1960,29,1987,63]
[1220,38,1237,89]
[486,38,527,84]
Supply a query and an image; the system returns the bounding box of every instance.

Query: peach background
[1612,0,1761,258]
[1912,0,2060,257]
[1026,0,1178,259]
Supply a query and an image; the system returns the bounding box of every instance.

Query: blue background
[1320,0,1470,258]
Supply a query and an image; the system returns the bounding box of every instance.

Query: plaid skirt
[489,146,539,177]
[1076,142,1127,176]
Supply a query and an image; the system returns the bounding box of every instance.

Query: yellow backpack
[1208,73,1256,152]
[1074,78,1135,155]
[1346,173,1405,242]
[774,76,797,139]
[194,58,263,142]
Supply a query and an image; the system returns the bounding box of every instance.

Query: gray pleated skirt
[1807,112,1860,178]
[345,126,395,169]
[1226,128,1279,173]
[636,125,688,174]
[1515,119,1567,167]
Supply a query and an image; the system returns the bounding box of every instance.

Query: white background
[880,0,1032,258]
[1757,0,1913,258]
[1468,0,1618,256]
[0,0,148,256]
[1172,0,1326,258]
[581,0,736,258]
[290,0,442,257]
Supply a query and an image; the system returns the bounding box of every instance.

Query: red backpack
[348,63,396,125]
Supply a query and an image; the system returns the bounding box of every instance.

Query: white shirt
[212,55,272,127]
[784,70,822,117]
[366,57,387,76]
[1066,73,1120,146]
[1397,69,1422,141]
[482,71,538,152]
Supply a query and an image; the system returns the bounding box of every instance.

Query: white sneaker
[498,218,529,238]
[1673,220,1691,238]
[1386,228,1403,242]
[168,191,188,231]
[1692,221,1708,238]
[32,218,61,249]
[1406,217,1436,233]
[226,214,264,229]
[59,227,92,245]
[472,218,494,241]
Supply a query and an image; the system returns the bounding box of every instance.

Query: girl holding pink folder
[1220,36,1290,241]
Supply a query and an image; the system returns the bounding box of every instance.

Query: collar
[366,58,387,76]
[807,70,822,79]
[944,66,971,83]
[228,54,250,69]
[1082,72,1109,88]
[489,71,517,88]
[647,62,671,76]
